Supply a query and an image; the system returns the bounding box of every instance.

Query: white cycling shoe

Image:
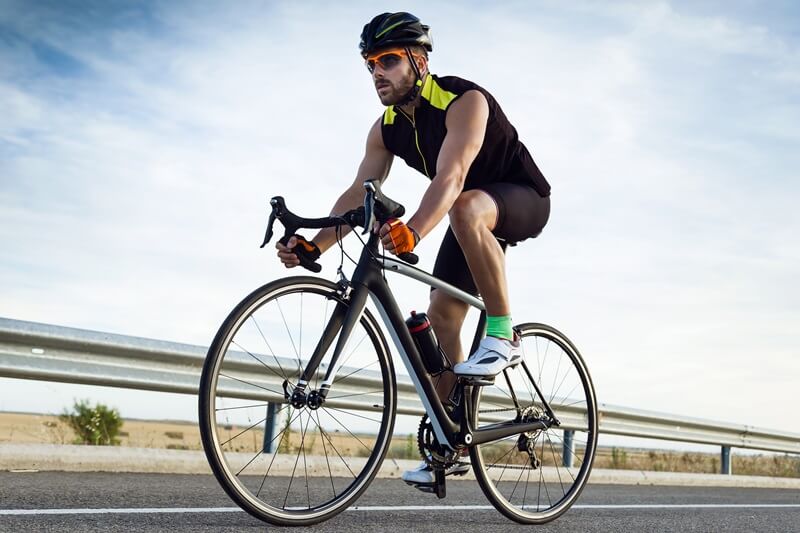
[453,335,523,377]
[401,460,471,485]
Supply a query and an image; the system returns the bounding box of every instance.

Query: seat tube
[469,310,487,356]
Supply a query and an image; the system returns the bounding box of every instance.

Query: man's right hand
[276,235,320,269]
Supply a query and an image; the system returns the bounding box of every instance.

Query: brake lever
[260,197,282,248]
[363,187,376,235]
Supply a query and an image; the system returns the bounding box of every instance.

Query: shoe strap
[477,336,512,361]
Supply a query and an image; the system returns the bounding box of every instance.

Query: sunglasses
[365,49,408,73]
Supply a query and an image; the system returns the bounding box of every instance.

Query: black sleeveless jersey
[380,74,550,197]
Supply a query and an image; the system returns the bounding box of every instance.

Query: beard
[376,71,416,106]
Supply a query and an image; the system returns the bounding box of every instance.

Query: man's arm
[405,90,489,239]
[277,117,393,268]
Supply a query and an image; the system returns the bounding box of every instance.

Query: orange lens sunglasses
[365,48,408,73]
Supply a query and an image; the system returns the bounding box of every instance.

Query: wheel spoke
[232,340,293,385]
[256,407,302,497]
[321,407,376,451]
[274,298,302,377]
[312,410,337,500]
[216,402,270,412]
[283,411,308,509]
[219,416,267,448]
[218,372,284,399]
[332,357,379,385]
[314,414,357,479]
[249,316,291,384]
[332,330,370,379]
[326,390,384,400]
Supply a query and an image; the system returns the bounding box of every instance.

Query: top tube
[378,255,485,311]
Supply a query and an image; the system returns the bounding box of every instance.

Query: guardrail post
[563,429,575,468]
[262,403,280,453]
[721,445,732,475]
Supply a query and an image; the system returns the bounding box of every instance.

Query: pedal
[460,376,495,387]
[404,481,436,494]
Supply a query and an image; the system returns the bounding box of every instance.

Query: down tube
[366,276,459,449]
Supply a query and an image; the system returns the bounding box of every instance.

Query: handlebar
[261,180,419,272]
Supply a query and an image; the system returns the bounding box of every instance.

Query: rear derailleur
[516,405,543,469]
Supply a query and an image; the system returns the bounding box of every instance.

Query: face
[366,48,422,106]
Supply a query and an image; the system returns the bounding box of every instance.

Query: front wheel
[198,276,397,526]
[469,323,598,524]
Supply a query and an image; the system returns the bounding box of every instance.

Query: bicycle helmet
[359,12,433,58]
[360,12,433,106]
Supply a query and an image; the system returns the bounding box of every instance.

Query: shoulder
[425,75,490,114]
[433,75,482,94]
[445,90,489,127]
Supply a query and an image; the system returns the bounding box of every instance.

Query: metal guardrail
[1,317,798,474]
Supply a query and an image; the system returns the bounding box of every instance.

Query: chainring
[417,415,460,469]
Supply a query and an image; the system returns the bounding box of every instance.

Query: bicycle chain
[417,407,550,469]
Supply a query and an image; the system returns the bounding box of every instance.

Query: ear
[416,54,428,74]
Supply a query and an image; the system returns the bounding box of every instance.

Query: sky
[1,1,799,440]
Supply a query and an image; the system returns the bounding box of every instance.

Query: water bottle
[405,311,449,375]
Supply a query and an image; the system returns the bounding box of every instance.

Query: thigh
[432,226,506,297]
[478,183,551,243]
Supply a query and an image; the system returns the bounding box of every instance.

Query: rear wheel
[199,276,396,526]
[470,323,597,524]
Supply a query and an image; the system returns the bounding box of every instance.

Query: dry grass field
[1,411,797,478]
[0,412,204,450]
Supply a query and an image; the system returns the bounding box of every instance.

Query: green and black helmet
[359,12,433,58]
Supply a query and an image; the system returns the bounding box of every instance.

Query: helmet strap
[396,46,424,106]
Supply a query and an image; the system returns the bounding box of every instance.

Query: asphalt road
[1,472,799,532]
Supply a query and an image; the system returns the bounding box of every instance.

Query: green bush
[60,400,123,446]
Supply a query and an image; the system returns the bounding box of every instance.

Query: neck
[398,72,429,113]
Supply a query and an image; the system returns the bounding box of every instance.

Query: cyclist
[276,12,551,487]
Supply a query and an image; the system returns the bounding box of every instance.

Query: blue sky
[1,1,799,436]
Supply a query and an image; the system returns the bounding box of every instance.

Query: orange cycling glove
[383,218,420,254]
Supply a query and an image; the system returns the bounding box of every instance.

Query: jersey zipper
[398,107,431,179]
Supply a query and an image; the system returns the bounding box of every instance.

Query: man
[276,12,551,487]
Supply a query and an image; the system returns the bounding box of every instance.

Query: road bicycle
[198,180,598,525]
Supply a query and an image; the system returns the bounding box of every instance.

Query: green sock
[486,315,513,340]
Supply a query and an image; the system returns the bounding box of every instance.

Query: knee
[448,190,488,235]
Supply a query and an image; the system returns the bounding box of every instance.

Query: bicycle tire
[199,276,397,526]
[469,322,598,524]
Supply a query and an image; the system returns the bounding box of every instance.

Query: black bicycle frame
[291,229,554,450]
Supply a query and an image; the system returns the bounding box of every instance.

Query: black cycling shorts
[432,183,550,296]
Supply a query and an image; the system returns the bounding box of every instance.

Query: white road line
[2,504,800,516]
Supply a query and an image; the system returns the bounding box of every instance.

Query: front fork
[286,281,369,409]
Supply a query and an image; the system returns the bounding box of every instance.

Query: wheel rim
[470,324,597,522]
[202,281,395,521]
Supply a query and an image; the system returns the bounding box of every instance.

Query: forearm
[407,170,464,238]
[310,187,365,253]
